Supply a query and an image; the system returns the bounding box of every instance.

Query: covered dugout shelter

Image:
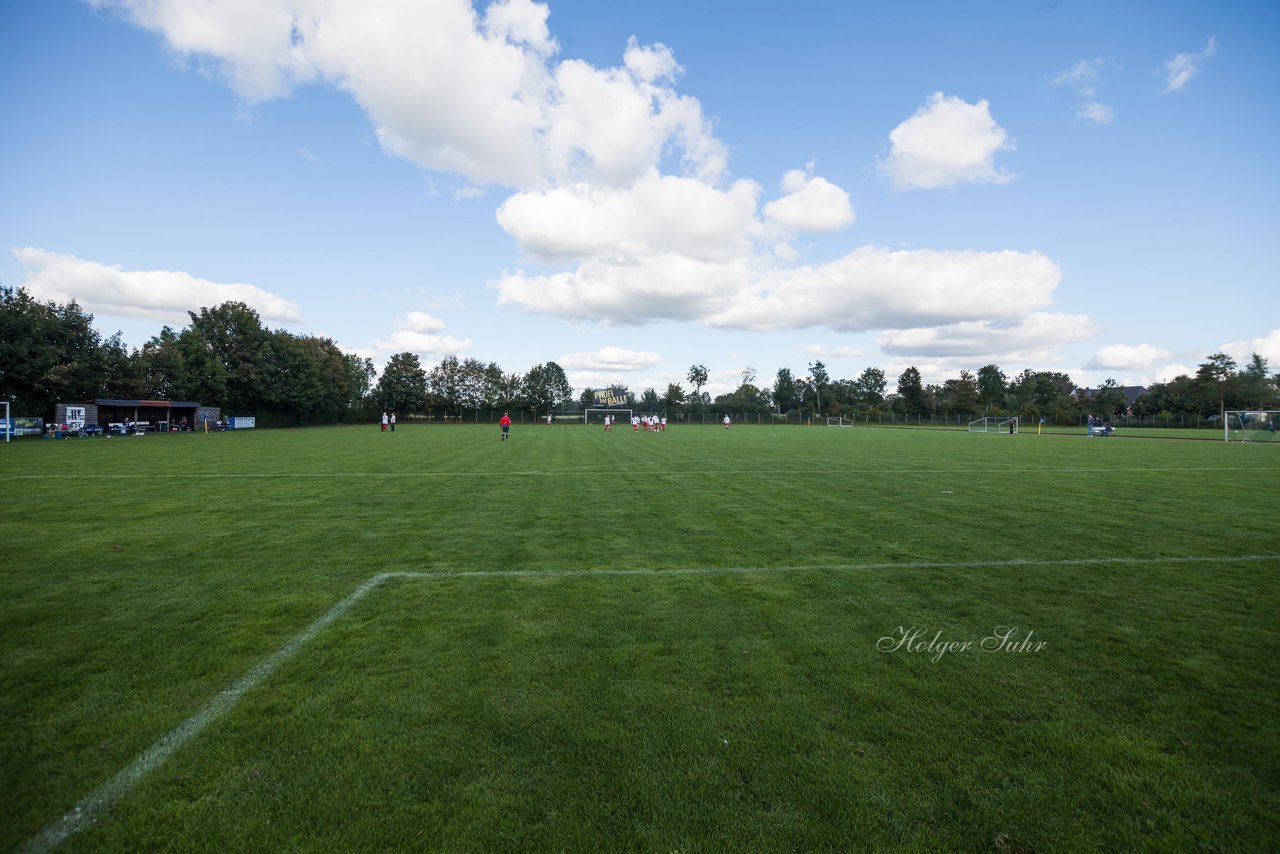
[55,399,220,432]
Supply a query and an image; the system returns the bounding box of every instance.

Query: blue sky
[3,0,1277,399]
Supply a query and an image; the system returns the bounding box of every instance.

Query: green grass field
[3,423,1277,852]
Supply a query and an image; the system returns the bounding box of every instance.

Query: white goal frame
[968,416,1018,434]
[1224,410,1280,443]
[2,400,9,443]
[584,407,632,426]
[827,416,855,427]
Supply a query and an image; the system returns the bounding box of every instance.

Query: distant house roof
[1078,386,1147,406]
[92,399,203,407]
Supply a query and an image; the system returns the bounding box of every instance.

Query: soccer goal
[585,408,632,426]
[1224,410,1280,443]
[2,400,9,443]
[827,416,855,427]
[968,416,1018,434]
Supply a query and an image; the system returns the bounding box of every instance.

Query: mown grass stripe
[18,573,392,854]
[9,464,1267,480]
[20,553,1275,853]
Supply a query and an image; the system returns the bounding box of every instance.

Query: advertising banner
[592,387,631,408]
[2,418,45,436]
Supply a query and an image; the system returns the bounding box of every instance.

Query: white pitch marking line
[18,572,394,854]
[19,554,1278,853]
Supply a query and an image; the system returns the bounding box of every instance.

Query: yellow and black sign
[592,387,631,407]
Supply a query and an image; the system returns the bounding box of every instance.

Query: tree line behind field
[710,354,1277,425]
[3,286,1276,426]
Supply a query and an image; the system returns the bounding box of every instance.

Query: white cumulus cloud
[495,254,751,325]
[496,245,1065,334]
[1087,343,1172,371]
[401,311,447,333]
[763,169,855,232]
[373,310,471,356]
[1154,363,1196,383]
[558,346,661,372]
[497,171,761,263]
[1220,328,1280,364]
[90,0,724,190]
[91,0,1085,371]
[376,330,472,356]
[12,246,301,325]
[622,35,680,84]
[707,247,1061,332]
[802,344,864,359]
[876,312,1097,362]
[879,92,1015,190]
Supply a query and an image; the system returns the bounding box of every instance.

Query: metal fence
[397,408,1226,431]
[398,409,992,427]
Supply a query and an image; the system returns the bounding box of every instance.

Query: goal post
[2,400,9,443]
[968,416,1018,434]
[1224,410,1280,443]
[584,407,632,425]
[826,416,854,427]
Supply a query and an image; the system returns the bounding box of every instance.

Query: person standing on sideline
[390,413,396,432]
[723,414,731,430]
[547,412,553,426]
[381,412,389,432]
[500,411,512,441]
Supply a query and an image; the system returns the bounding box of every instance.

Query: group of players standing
[503,411,734,440]
[601,414,667,432]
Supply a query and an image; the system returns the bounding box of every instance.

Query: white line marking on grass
[18,572,392,854]
[407,554,1280,579]
[21,553,1279,853]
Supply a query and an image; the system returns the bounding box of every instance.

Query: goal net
[968,416,1018,434]
[827,416,855,427]
[584,408,632,425]
[2,400,9,443]
[1224,410,1280,443]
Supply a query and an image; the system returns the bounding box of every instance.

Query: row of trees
[0,287,578,423]
[1134,353,1276,419]
[3,286,1276,424]
[697,356,1277,422]
[372,351,572,416]
[673,362,1076,420]
[2,288,372,425]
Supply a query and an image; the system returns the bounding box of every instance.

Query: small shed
[56,399,220,431]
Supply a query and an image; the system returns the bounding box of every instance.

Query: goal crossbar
[1224,410,1280,443]
[968,416,1018,434]
[584,407,632,425]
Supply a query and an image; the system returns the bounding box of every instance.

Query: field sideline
[2,424,1278,851]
